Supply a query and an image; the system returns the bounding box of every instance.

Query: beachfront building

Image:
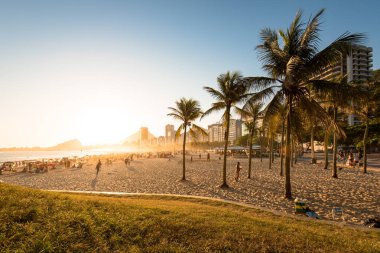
[313,44,373,125]
[158,136,166,145]
[207,119,242,144]
[165,124,175,144]
[140,127,149,145]
[208,124,223,143]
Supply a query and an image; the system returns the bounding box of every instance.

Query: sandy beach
[1,154,379,225]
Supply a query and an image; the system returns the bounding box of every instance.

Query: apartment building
[208,119,242,144]
[313,44,373,125]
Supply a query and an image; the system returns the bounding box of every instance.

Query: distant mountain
[48,139,83,150]
[0,139,83,151]
[123,130,156,144]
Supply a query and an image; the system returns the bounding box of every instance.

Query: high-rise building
[165,124,175,144]
[314,45,373,82]
[229,119,242,143]
[208,119,242,144]
[140,127,148,144]
[208,124,223,142]
[313,44,373,126]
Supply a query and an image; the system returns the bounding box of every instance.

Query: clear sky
[0,0,379,147]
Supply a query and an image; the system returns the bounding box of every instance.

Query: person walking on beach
[96,159,102,175]
[207,152,210,161]
[124,157,129,167]
[235,162,242,182]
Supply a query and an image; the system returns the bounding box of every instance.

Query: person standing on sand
[207,153,210,161]
[235,162,242,181]
[96,159,102,175]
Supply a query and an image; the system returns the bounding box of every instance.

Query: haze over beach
[0,0,379,148]
[1,1,380,252]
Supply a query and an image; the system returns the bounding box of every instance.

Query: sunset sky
[0,0,379,147]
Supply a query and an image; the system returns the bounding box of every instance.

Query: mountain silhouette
[48,139,83,150]
[123,129,156,144]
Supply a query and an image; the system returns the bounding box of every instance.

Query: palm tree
[266,113,281,170]
[275,104,287,176]
[168,98,206,181]
[311,77,355,178]
[245,9,364,198]
[355,81,380,173]
[236,100,263,179]
[203,71,251,188]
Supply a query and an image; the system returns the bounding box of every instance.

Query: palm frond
[203,86,225,101]
[174,124,184,140]
[201,102,225,120]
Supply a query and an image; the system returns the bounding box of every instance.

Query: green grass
[0,183,379,252]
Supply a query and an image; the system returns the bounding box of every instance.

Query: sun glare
[78,104,132,146]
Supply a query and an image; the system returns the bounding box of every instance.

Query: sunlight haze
[0,0,379,147]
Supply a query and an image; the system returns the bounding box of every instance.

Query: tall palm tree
[355,81,380,173]
[168,98,206,181]
[311,77,355,178]
[266,113,281,170]
[245,9,364,198]
[236,100,263,179]
[274,104,287,176]
[203,71,251,188]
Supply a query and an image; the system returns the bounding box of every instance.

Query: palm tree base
[220,183,229,189]
[180,178,186,181]
[332,174,338,178]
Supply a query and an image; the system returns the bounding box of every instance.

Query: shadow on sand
[91,175,98,190]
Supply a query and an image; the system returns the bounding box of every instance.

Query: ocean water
[0,149,134,162]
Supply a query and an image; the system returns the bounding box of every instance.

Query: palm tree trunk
[260,130,263,162]
[280,120,285,176]
[332,106,338,178]
[182,124,187,180]
[221,107,231,188]
[248,129,253,179]
[291,136,294,168]
[272,137,275,163]
[311,125,317,164]
[268,135,272,170]
[285,96,292,199]
[323,130,329,170]
[269,136,274,169]
[363,118,369,173]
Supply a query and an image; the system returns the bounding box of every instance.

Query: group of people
[338,149,363,167]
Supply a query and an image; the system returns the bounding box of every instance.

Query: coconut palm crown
[202,71,251,188]
[167,98,206,180]
[245,9,365,199]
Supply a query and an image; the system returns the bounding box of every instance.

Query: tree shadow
[128,167,137,172]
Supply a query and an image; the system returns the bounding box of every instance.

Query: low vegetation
[0,183,379,252]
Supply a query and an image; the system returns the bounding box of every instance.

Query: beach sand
[1,154,379,225]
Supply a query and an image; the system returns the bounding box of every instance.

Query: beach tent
[251,145,261,150]
[227,146,246,151]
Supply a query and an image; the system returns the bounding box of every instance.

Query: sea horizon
[0,148,137,162]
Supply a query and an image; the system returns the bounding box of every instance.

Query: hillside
[47,139,83,150]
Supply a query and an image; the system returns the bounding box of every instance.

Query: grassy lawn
[0,183,379,252]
